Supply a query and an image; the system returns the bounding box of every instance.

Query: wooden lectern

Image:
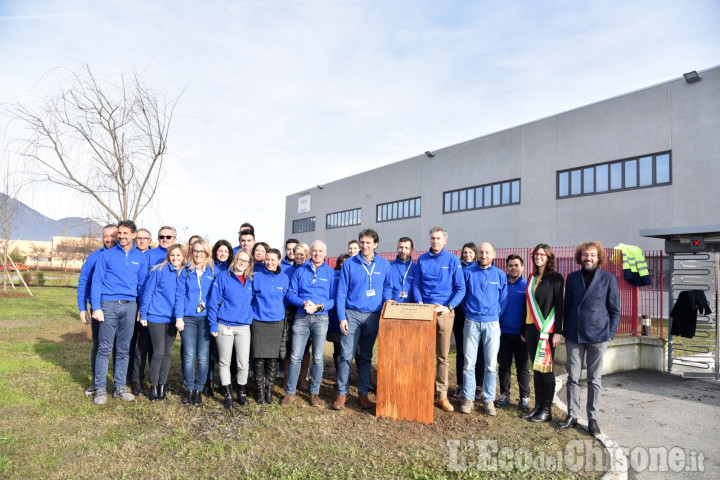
[376,302,437,424]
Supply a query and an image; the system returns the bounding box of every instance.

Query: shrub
[22,271,46,286]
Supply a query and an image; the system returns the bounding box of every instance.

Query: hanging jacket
[612,243,651,287]
[670,290,712,338]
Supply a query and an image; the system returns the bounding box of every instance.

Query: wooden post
[376,302,436,424]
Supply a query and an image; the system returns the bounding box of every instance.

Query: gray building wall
[285,67,720,254]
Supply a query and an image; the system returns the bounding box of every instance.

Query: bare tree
[28,242,49,270]
[11,64,181,223]
[0,164,19,293]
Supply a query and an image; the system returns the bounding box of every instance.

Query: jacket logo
[441,266,449,269]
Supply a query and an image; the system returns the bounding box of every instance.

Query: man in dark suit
[559,241,620,435]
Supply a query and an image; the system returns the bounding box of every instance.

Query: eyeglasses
[192,250,206,255]
[158,235,175,240]
[533,253,548,257]
[581,253,598,258]
[136,237,151,241]
[236,259,250,265]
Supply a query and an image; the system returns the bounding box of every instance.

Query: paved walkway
[557,370,720,479]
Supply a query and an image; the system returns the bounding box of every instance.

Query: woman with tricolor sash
[520,243,564,423]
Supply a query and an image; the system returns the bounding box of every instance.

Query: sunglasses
[158,235,175,240]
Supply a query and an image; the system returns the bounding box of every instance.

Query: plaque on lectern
[376,302,437,424]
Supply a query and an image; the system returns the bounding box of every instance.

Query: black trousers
[147,322,176,387]
[524,326,556,409]
[452,304,484,387]
[498,332,530,398]
[131,323,152,384]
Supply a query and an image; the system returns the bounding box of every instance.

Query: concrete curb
[554,373,628,480]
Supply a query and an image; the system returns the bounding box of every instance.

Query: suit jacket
[563,268,620,344]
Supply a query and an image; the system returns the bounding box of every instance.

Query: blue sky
[1,0,719,248]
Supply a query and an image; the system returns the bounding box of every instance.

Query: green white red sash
[526,275,554,373]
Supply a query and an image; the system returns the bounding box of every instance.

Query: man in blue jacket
[282,240,335,407]
[281,238,299,270]
[458,242,507,416]
[77,223,117,396]
[90,220,149,406]
[388,237,417,303]
[146,226,177,268]
[332,229,392,410]
[412,226,466,412]
[559,241,620,435]
[496,254,530,413]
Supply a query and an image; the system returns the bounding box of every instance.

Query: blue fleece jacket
[207,270,254,333]
[462,263,508,322]
[388,258,418,303]
[175,265,216,318]
[140,263,182,323]
[337,254,392,319]
[146,246,167,269]
[281,258,293,271]
[77,246,106,312]
[412,249,466,308]
[91,243,149,310]
[499,276,527,334]
[286,262,335,314]
[252,266,289,322]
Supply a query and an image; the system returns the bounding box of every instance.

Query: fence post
[631,285,639,336]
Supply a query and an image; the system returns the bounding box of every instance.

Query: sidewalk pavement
[557,370,720,480]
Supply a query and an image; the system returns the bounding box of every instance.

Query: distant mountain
[0,192,102,241]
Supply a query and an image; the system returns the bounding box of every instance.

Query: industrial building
[284,66,720,254]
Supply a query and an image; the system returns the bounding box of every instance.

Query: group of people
[78,221,620,435]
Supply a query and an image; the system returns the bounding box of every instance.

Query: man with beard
[388,237,417,303]
[559,241,620,435]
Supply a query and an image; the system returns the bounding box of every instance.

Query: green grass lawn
[0,287,602,479]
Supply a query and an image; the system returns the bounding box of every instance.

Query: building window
[377,197,421,223]
[292,217,315,234]
[443,179,521,214]
[326,208,362,229]
[557,151,671,199]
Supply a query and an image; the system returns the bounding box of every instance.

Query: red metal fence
[328,246,665,339]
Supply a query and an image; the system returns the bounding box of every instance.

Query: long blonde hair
[229,248,254,280]
[152,243,188,276]
[189,239,214,274]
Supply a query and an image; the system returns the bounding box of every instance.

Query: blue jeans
[286,313,328,395]
[462,319,500,402]
[337,310,380,395]
[94,300,137,390]
[180,316,210,391]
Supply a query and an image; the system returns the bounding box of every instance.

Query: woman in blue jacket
[207,248,255,410]
[251,248,288,404]
[201,239,233,397]
[175,239,215,406]
[140,243,187,401]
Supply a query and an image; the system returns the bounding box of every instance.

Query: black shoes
[557,416,578,430]
[149,386,159,402]
[588,419,601,435]
[222,385,233,410]
[183,390,194,405]
[236,384,249,406]
[158,384,167,401]
[527,407,552,423]
[521,405,541,420]
[202,381,214,397]
[132,383,143,396]
[192,389,202,406]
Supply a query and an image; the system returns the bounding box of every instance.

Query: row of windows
[377,197,421,223]
[292,217,316,234]
[443,179,520,213]
[293,152,672,231]
[557,152,671,198]
[326,208,362,230]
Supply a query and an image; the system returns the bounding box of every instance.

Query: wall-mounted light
[683,71,702,84]
[425,151,434,158]
[317,185,324,190]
